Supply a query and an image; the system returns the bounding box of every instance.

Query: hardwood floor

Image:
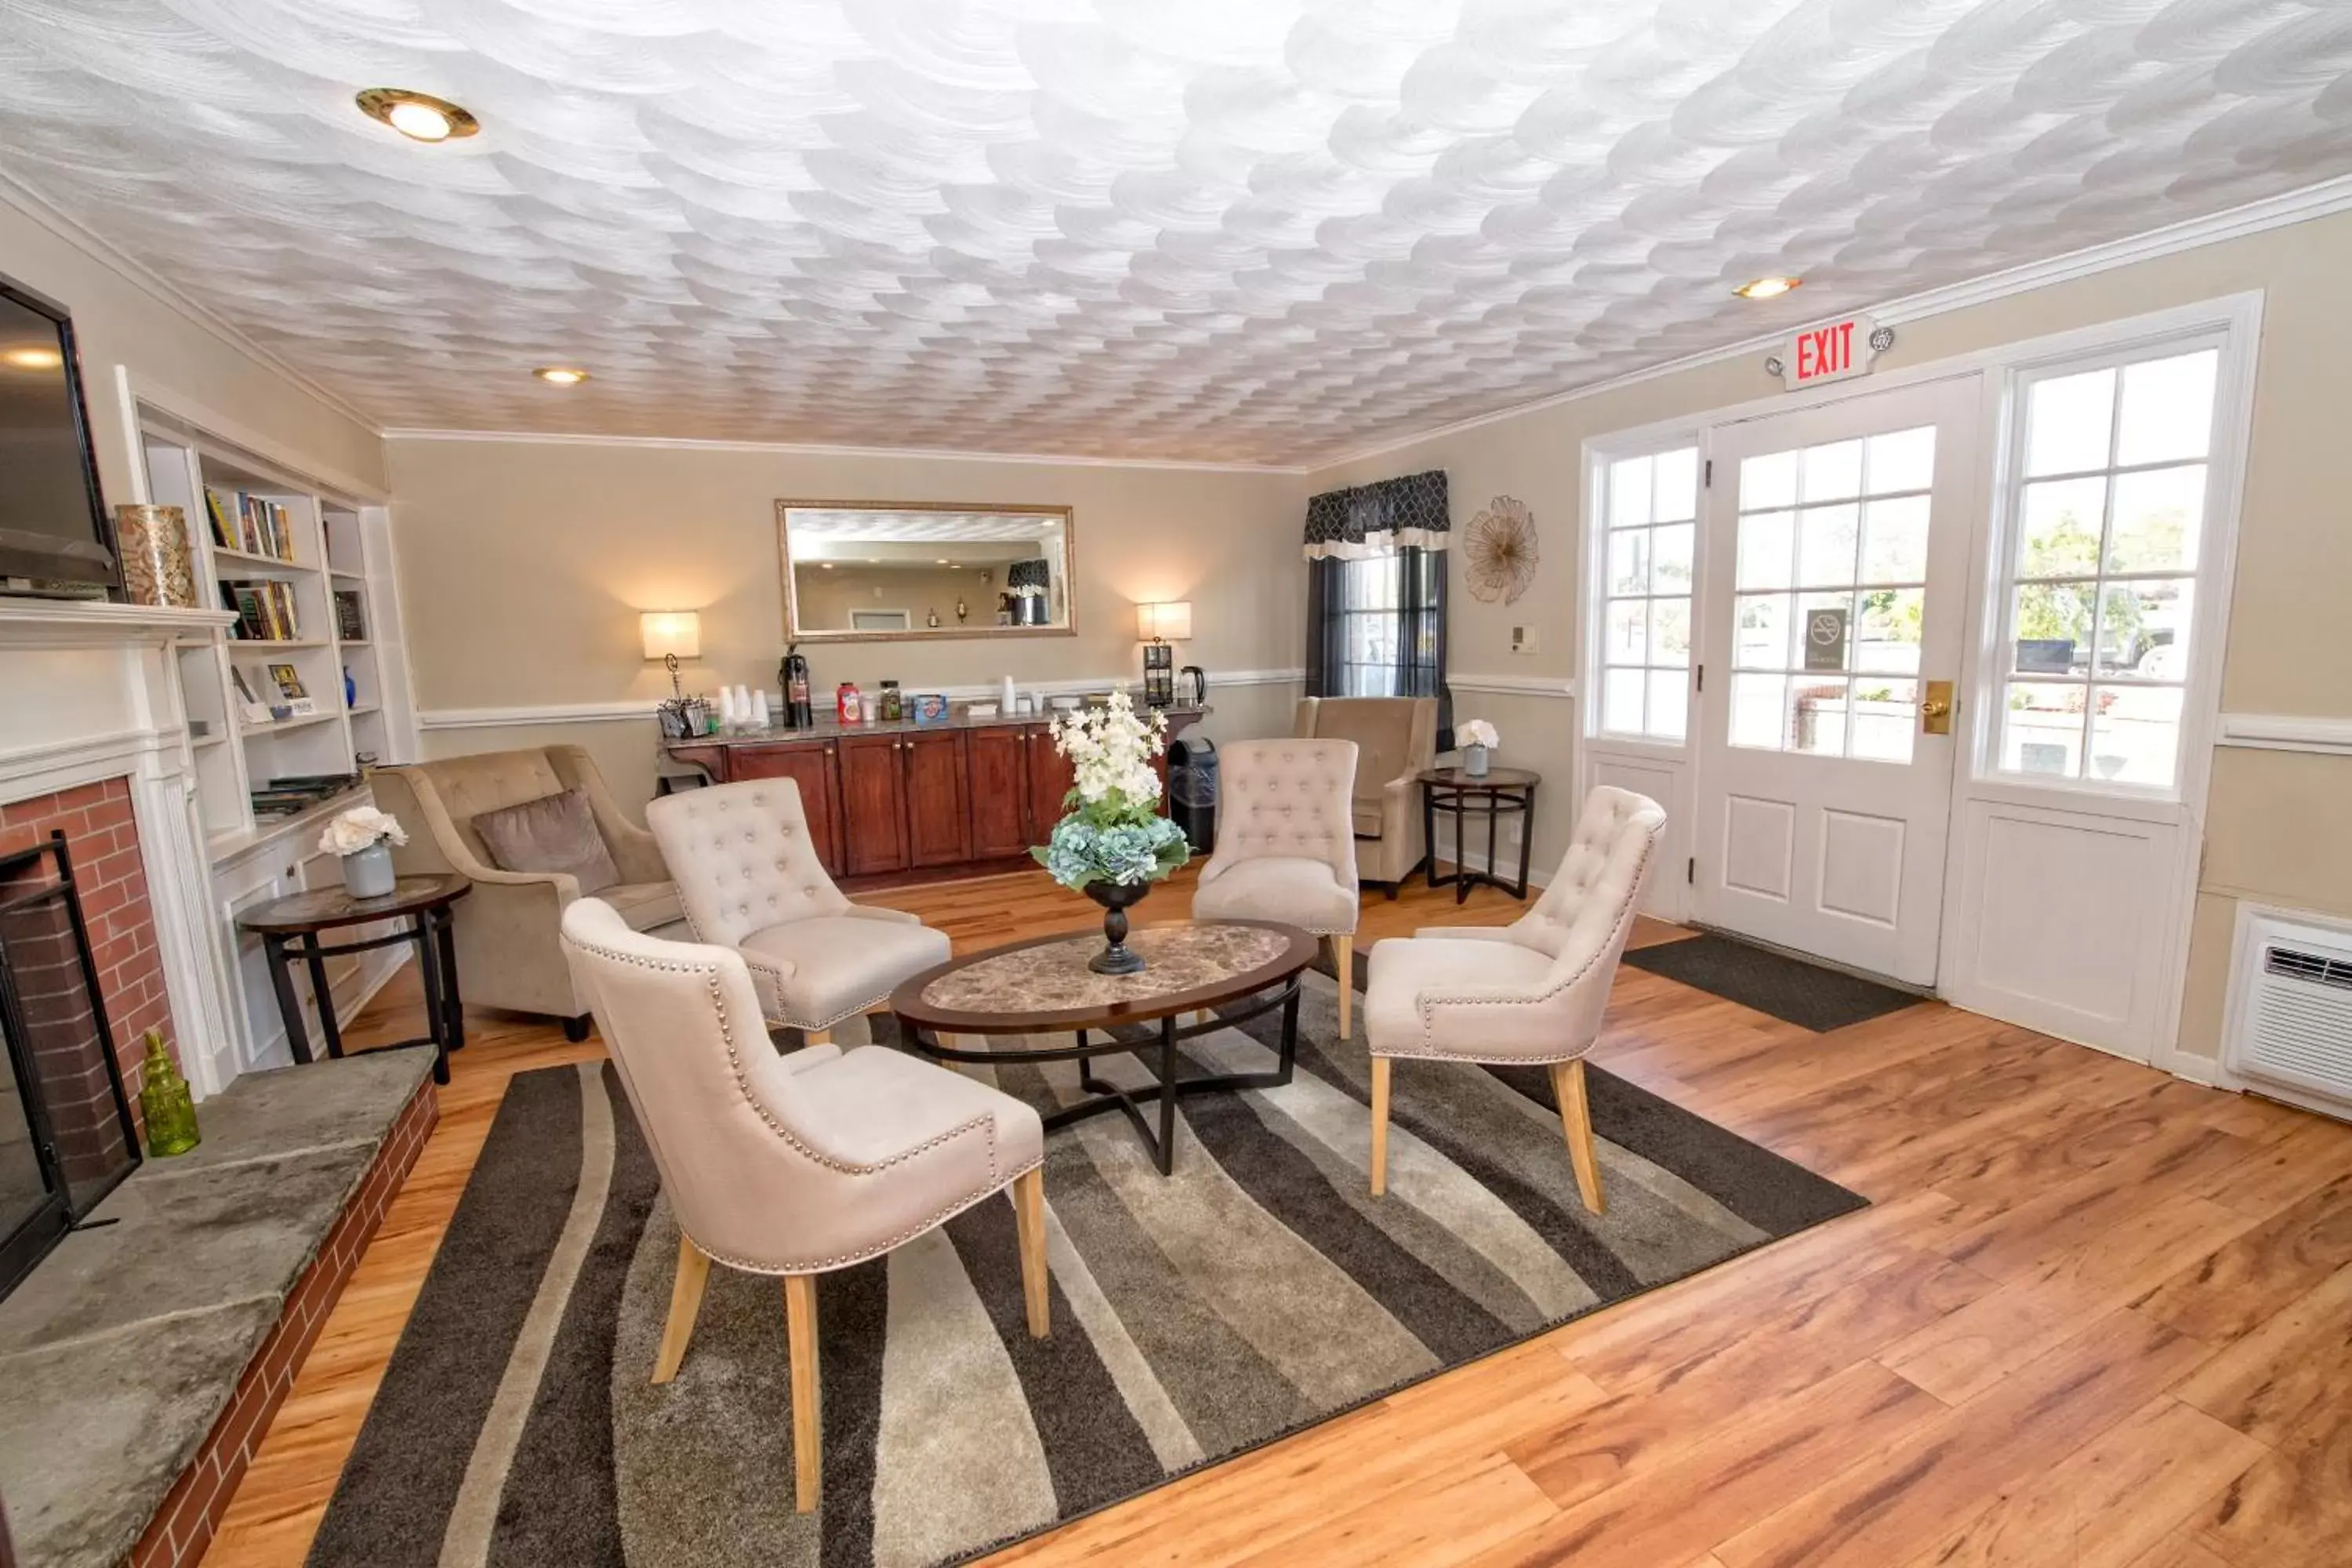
[202,863,2352,1568]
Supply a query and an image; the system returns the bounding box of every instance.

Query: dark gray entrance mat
[308,971,1861,1568]
[1624,931,1924,1032]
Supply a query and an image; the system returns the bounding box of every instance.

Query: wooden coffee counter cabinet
[666,706,1207,891]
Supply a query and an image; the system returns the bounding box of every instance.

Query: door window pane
[1730,673,1786,749]
[1855,589,1923,673]
[1790,679,1849,755]
[1737,510,1795,590]
[1860,495,1929,583]
[1602,667,1645,734]
[2117,350,2218,466]
[1650,524,1694,592]
[1850,680,1918,763]
[2010,580,2096,673]
[2107,465,2205,574]
[2002,682,2086,775]
[2026,367,2115,477]
[1653,448,1698,521]
[2094,579,2192,680]
[1650,598,1691,666]
[2019,478,2107,575]
[1648,673,1688,740]
[1608,529,1648,594]
[1735,593,1790,669]
[1740,450,1797,510]
[1864,426,1936,493]
[1609,455,1653,527]
[1800,439,1863,502]
[1605,599,1646,663]
[2088,685,2183,785]
[1795,504,1860,588]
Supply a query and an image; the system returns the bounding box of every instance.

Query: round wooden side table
[236,873,471,1085]
[1418,766,1541,904]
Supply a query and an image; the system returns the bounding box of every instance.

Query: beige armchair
[1294,697,1438,893]
[647,779,949,1042]
[372,745,682,1039]
[1189,738,1363,1036]
[559,899,1047,1512]
[1363,786,1666,1212]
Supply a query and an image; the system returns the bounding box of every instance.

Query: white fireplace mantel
[0,597,244,1096]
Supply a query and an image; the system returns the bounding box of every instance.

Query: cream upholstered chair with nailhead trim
[648,779,949,1044]
[560,898,1048,1512]
[1189,738,1363,1036]
[1363,786,1667,1211]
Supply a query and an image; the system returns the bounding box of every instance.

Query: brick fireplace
[1,778,176,1155]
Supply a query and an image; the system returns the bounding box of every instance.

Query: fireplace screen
[0,832,142,1298]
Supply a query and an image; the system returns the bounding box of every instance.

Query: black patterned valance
[1302,470,1450,561]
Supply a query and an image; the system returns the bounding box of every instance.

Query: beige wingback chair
[560,899,1047,1512]
[647,779,949,1042]
[372,745,681,1039]
[1189,738,1363,1036]
[1294,697,1439,892]
[1364,786,1667,1212]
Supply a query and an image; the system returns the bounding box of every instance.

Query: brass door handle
[1921,679,1955,735]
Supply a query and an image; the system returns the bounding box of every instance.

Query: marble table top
[916,921,1299,1017]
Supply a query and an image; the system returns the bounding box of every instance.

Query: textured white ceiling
[2,1,2349,465]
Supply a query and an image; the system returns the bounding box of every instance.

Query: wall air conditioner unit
[2223,908,2352,1121]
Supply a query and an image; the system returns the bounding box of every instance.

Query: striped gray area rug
[307,966,1861,1568]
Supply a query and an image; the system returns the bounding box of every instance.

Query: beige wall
[0,190,384,505]
[388,436,1306,807]
[1308,209,2352,1067]
[793,564,1008,636]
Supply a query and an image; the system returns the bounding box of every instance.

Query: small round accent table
[1419,766,1541,905]
[891,919,1317,1175]
[236,873,470,1085]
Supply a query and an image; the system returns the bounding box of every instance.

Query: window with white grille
[1595,447,1697,742]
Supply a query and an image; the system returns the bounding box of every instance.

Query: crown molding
[1308,174,2352,475]
[0,167,383,437]
[2216,713,2352,757]
[383,426,1310,477]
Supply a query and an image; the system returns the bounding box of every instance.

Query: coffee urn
[779,644,814,729]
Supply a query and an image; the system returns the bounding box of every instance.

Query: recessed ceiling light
[532,366,590,386]
[2,347,62,370]
[819,562,835,569]
[935,558,950,565]
[1733,275,1802,300]
[356,89,478,143]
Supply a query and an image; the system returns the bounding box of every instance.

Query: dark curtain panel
[1301,470,1453,750]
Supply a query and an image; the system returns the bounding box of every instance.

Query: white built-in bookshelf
[137,409,418,862]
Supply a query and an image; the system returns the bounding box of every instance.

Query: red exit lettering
[1795,320,1856,383]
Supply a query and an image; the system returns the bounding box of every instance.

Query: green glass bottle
[138,1030,201,1157]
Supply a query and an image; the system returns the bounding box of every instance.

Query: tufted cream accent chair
[1363,786,1667,1211]
[647,779,949,1042]
[1189,738,1363,1036]
[560,899,1047,1512]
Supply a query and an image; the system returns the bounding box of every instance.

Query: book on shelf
[204,487,298,562]
[267,662,309,701]
[332,587,367,641]
[223,579,300,641]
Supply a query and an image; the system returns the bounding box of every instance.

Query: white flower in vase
[319,806,408,858]
[1457,719,1500,750]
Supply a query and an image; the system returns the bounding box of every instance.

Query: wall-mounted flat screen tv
[0,274,116,592]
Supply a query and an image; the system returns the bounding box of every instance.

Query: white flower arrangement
[1457,718,1500,750]
[319,806,408,858]
[1031,691,1190,890]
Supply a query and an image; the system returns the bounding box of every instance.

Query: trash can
[1167,735,1218,855]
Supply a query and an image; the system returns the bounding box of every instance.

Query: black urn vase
[1083,880,1155,975]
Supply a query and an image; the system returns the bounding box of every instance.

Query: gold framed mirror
[777,500,1076,643]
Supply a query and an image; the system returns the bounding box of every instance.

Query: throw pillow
[473,787,622,895]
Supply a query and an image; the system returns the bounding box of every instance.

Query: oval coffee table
[890,919,1317,1175]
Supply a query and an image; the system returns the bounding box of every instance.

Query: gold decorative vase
[114,504,198,608]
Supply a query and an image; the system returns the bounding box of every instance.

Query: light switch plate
[1510,624,1539,655]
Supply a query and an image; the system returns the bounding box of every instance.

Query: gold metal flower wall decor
[1465,496,1538,604]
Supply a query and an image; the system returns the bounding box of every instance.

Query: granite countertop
[666,702,1208,748]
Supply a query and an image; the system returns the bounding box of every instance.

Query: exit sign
[1770,314,1891,390]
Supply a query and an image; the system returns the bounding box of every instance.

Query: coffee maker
[779,644,814,729]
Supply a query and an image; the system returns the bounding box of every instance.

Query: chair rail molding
[1448,673,1577,699]
[418,669,1307,731]
[2216,713,2352,757]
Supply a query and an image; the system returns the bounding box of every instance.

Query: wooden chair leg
[1011,1167,1050,1338]
[651,1233,711,1385]
[1552,1058,1605,1214]
[1369,1056,1392,1196]
[804,1026,832,1047]
[1334,933,1354,1040]
[785,1274,822,1513]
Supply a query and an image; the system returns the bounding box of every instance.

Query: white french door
[1693,376,1982,985]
